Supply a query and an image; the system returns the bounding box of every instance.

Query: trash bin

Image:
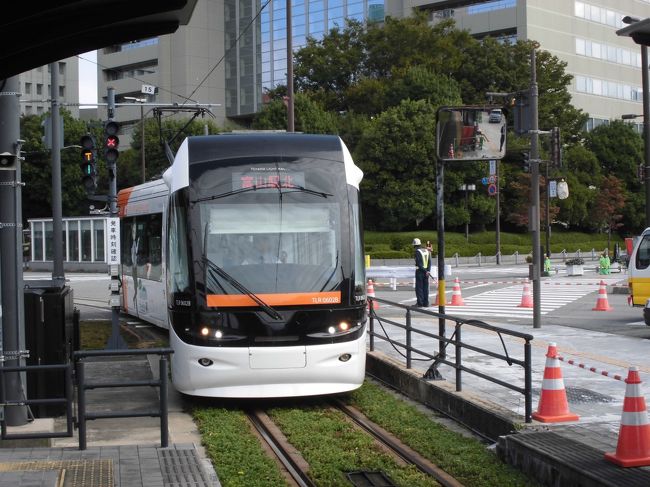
[24,284,74,417]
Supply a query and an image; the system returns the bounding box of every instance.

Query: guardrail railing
[367,297,534,423]
[73,348,173,450]
[0,362,74,441]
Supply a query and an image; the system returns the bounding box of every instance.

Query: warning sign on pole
[488,183,497,196]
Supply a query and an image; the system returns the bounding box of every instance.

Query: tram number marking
[175,299,191,307]
[312,296,340,304]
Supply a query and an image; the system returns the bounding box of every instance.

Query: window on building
[24,82,32,94]
[33,222,43,261]
[59,86,65,98]
[37,84,42,95]
[25,106,32,115]
[94,220,105,262]
[68,221,79,261]
[59,63,65,76]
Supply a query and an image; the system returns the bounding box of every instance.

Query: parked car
[489,109,502,123]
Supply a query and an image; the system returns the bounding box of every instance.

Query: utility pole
[50,63,65,286]
[105,88,126,350]
[0,76,28,425]
[496,160,501,264]
[530,48,542,329]
[286,0,294,132]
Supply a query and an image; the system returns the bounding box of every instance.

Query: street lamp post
[124,96,146,183]
[618,16,650,227]
[459,183,476,241]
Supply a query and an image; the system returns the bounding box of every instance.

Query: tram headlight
[215,330,223,339]
[200,327,210,337]
[309,321,362,338]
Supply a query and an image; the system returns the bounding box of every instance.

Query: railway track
[247,402,464,487]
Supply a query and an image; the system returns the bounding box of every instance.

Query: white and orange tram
[117,133,367,397]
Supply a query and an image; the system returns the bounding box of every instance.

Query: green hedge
[364,231,624,259]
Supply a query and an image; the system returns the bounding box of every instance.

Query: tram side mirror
[436,107,506,162]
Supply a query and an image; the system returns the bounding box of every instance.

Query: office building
[387,0,650,129]
[19,58,79,118]
[98,0,384,127]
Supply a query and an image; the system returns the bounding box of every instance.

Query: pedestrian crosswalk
[397,282,599,319]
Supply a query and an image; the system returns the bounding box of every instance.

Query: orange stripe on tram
[207,291,341,307]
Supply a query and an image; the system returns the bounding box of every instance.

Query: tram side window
[637,236,650,270]
[134,215,163,281]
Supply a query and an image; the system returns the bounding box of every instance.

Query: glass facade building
[28,217,110,271]
[225,0,384,117]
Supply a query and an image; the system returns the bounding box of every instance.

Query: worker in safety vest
[599,251,610,275]
[413,238,431,307]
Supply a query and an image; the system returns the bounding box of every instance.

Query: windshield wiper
[203,256,282,321]
[191,182,332,205]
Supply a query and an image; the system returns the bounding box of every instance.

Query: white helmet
[412,238,421,246]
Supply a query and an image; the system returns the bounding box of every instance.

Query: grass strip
[348,382,538,487]
[269,404,440,487]
[193,407,289,487]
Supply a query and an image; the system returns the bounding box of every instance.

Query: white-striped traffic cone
[518,278,533,308]
[592,280,613,311]
[449,277,465,306]
[605,366,650,467]
[367,279,378,310]
[532,342,579,423]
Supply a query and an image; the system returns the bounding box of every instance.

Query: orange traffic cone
[449,277,465,306]
[518,278,533,308]
[605,367,650,467]
[592,280,613,311]
[532,342,579,423]
[367,279,378,310]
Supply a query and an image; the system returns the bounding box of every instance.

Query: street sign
[488,183,497,196]
[482,177,489,185]
[106,217,121,265]
[141,84,156,95]
[488,175,496,184]
[549,180,557,198]
[489,160,496,175]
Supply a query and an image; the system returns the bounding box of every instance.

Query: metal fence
[73,348,173,450]
[367,296,534,422]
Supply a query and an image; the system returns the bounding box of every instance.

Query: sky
[78,51,98,106]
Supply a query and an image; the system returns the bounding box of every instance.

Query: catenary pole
[0,76,28,425]
[530,48,542,329]
[286,0,294,132]
[50,63,65,285]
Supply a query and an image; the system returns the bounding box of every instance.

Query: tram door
[121,215,167,327]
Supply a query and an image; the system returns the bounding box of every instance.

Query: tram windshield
[189,157,348,299]
[199,202,342,295]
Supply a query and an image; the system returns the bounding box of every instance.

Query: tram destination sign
[232,167,305,191]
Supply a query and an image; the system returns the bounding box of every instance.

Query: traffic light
[104,120,120,164]
[550,127,562,167]
[522,151,530,173]
[79,134,97,191]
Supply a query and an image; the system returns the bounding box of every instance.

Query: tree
[252,92,338,134]
[585,121,644,233]
[20,110,92,220]
[589,175,626,250]
[354,99,437,230]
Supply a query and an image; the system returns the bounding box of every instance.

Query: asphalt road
[24,264,649,340]
[370,263,650,340]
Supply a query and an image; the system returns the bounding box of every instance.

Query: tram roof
[186,133,346,163]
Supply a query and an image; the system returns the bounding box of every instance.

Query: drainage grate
[0,459,113,487]
[346,470,396,487]
[533,387,614,404]
[158,448,212,486]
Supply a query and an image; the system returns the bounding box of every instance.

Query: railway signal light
[79,134,97,191]
[104,120,120,164]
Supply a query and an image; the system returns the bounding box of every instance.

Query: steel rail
[247,410,317,487]
[332,399,465,487]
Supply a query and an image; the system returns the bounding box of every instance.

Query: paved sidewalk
[0,356,220,487]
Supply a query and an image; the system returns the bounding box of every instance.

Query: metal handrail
[73,348,173,450]
[0,362,74,440]
[367,297,534,423]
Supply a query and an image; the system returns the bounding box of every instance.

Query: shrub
[565,257,585,265]
[525,255,533,263]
